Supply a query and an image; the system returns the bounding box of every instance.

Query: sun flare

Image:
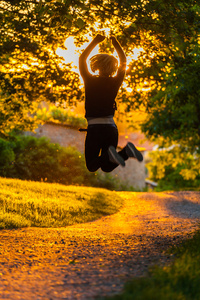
[56,35,143,75]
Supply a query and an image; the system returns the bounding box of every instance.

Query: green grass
[0,177,123,229]
[102,231,200,300]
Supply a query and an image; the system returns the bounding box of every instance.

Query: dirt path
[1,191,200,300]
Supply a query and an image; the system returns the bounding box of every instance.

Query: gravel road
[0,191,200,300]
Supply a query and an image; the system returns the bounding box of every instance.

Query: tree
[0,0,86,135]
[125,0,200,151]
[1,0,200,150]
[146,145,200,190]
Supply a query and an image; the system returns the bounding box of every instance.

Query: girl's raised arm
[111,36,126,75]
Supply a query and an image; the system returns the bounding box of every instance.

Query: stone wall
[33,123,85,153]
[25,123,146,190]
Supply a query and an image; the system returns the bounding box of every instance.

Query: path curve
[1,191,200,300]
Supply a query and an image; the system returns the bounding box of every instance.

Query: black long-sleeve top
[80,70,125,118]
[79,37,126,118]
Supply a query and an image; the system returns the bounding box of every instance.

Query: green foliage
[142,52,200,151]
[147,146,200,191]
[103,230,200,300]
[133,1,200,150]
[0,135,120,190]
[0,177,123,228]
[1,0,200,151]
[9,135,96,185]
[0,0,83,136]
[0,138,15,176]
[36,105,87,129]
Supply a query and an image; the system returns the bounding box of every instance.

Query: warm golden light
[56,36,144,75]
[98,27,111,37]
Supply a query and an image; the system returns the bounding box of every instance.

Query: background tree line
[0,0,200,188]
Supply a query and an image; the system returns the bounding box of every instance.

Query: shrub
[0,138,15,176]
[11,135,93,185]
[147,146,200,191]
[0,135,117,189]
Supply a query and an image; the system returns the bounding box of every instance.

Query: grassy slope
[3,177,200,299]
[0,177,123,229]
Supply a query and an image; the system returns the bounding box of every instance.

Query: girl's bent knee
[101,166,115,173]
[86,164,99,173]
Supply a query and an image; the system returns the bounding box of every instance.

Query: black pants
[85,124,128,173]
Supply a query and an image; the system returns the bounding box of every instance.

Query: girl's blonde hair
[89,54,118,76]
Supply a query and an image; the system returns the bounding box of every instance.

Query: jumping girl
[79,34,143,173]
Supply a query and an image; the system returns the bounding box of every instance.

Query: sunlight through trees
[0,0,200,153]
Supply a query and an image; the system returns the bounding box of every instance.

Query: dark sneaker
[108,146,125,167]
[125,142,143,162]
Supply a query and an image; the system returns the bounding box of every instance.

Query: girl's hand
[94,34,106,43]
